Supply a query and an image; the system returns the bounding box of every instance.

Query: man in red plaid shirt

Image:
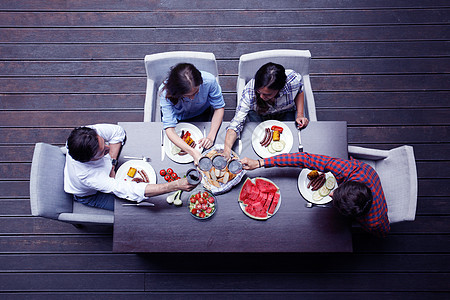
[241,152,390,237]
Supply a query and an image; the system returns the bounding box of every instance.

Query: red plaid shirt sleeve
[265,152,390,237]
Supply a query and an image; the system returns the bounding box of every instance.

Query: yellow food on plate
[127,167,137,178]
[273,130,280,141]
[307,170,319,180]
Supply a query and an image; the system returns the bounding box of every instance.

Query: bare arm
[198,107,224,149]
[294,91,309,128]
[144,177,196,197]
[223,129,238,160]
[108,142,122,177]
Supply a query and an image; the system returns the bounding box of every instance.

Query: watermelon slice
[268,193,280,214]
[255,178,279,193]
[239,178,254,202]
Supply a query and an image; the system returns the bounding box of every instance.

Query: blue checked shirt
[227,70,303,136]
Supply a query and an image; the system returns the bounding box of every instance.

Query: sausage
[132,177,144,183]
[141,170,150,183]
[262,130,273,147]
[260,128,270,145]
[311,174,326,191]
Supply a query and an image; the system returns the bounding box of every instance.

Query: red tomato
[190,197,196,203]
[176,177,181,180]
[206,207,212,214]
[159,169,166,176]
[171,173,178,179]
[199,211,206,218]
[199,198,205,204]
[191,208,198,215]
[208,197,215,204]
[196,203,202,210]
[201,203,208,210]
[195,193,201,200]
[202,191,209,198]
[167,168,173,174]
[164,174,171,181]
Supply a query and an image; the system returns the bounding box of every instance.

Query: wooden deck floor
[0,0,449,298]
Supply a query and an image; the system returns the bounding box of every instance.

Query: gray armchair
[236,49,317,121]
[29,142,114,226]
[348,145,418,223]
[143,51,220,122]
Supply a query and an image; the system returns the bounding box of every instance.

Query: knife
[160,129,165,161]
[238,137,242,155]
[122,202,155,207]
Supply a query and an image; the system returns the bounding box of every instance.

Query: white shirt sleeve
[89,124,126,144]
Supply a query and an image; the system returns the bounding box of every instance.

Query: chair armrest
[348,145,389,161]
[144,79,157,122]
[302,75,317,122]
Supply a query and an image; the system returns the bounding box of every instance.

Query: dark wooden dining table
[113,121,352,252]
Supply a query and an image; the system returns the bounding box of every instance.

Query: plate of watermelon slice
[238,177,281,220]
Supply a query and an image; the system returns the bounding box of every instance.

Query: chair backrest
[143,51,219,122]
[348,145,418,223]
[375,145,418,223]
[30,143,73,219]
[236,49,317,121]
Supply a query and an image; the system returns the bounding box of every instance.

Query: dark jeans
[247,110,296,122]
[73,192,115,211]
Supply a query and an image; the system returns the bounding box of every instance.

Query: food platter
[164,122,203,164]
[199,144,246,195]
[116,160,157,184]
[251,120,293,158]
[297,168,337,205]
[238,177,281,221]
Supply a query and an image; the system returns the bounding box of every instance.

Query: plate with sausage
[297,168,338,205]
[116,160,157,184]
[251,120,293,158]
[164,122,204,164]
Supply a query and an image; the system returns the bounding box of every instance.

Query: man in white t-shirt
[64,124,196,210]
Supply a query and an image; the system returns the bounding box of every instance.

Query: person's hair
[254,62,287,114]
[332,181,373,218]
[67,127,99,163]
[163,63,203,105]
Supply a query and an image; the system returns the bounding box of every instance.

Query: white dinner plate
[116,160,157,184]
[251,120,293,158]
[164,122,204,164]
[297,168,338,204]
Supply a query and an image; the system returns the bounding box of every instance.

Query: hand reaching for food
[198,137,213,149]
[295,116,309,129]
[240,157,260,170]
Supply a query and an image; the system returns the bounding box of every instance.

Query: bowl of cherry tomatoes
[188,189,216,219]
[159,168,181,182]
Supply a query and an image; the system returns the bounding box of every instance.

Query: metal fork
[295,121,303,152]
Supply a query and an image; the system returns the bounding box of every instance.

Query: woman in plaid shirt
[223,63,309,160]
[241,152,390,237]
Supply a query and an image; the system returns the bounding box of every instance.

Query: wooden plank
[0,199,30,216]
[144,273,450,291]
[0,163,30,180]
[0,111,143,127]
[0,292,447,300]
[319,108,450,126]
[2,41,449,60]
[0,236,113,253]
[417,197,450,215]
[1,74,449,94]
[1,26,448,44]
[0,0,448,10]
[0,217,113,234]
[0,253,449,273]
[315,92,450,109]
[0,273,143,291]
[0,9,447,27]
[353,234,450,253]
[2,58,449,76]
[0,146,35,162]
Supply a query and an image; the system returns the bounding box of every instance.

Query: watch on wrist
[111,159,118,167]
